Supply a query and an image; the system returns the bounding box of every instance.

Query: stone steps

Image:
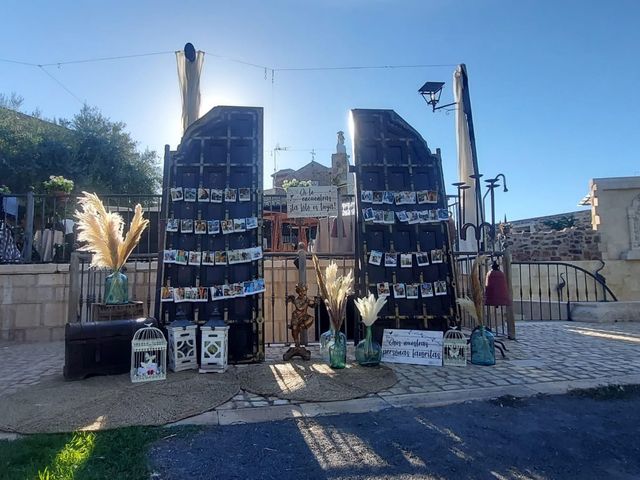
[570,301,640,323]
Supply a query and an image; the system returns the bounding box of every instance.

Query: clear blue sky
[2,0,639,221]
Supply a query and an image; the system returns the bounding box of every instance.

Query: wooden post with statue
[283,245,315,361]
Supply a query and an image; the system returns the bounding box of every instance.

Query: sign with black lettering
[286,186,338,218]
[381,329,443,366]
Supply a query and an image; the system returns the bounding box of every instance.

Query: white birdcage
[131,323,167,382]
[200,324,229,373]
[443,329,468,367]
[167,320,198,372]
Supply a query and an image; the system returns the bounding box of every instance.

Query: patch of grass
[568,384,640,401]
[0,426,198,480]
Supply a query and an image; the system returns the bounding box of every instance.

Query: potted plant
[75,192,149,305]
[43,175,74,196]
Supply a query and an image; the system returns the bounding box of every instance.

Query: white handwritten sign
[286,186,338,218]
[381,329,443,366]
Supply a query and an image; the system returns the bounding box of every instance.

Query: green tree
[281,178,312,190]
[0,101,161,195]
[542,214,577,231]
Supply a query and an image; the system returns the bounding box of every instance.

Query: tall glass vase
[319,327,335,364]
[104,270,129,305]
[329,330,347,369]
[355,325,382,366]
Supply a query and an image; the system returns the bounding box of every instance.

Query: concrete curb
[167,373,640,428]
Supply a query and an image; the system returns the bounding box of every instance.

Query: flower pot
[104,270,129,305]
[355,325,382,366]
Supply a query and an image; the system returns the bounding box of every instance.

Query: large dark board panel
[351,109,456,343]
[156,106,264,363]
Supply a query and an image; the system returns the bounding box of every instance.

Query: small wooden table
[91,302,145,321]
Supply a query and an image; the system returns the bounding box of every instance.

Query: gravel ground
[149,389,640,480]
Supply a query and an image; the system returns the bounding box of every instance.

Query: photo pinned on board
[201,251,215,266]
[437,209,450,220]
[207,220,220,234]
[170,187,184,202]
[382,191,395,205]
[373,210,384,224]
[363,208,375,222]
[233,218,246,232]
[210,189,223,203]
[197,187,210,202]
[431,249,444,263]
[174,249,188,265]
[400,253,413,268]
[393,283,406,298]
[420,282,434,297]
[416,252,430,266]
[180,219,193,233]
[224,188,237,202]
[214,250,228,265]
[434,280,448,296]
[384,252,398,267]
[369,250,383,266]
[163,249,176,264]
[372,191,384,204]
[416,190,429,204]
[160,286,174,302]
[173,287,186,302]
[194,220,207,234]
[188,250,202,266]
[246,217,259,229]
[406,284,419,299]
[210,285,224,301]
[221,219,235,235]
[184,188,197,202]
[238,188,251,202]
[396,210,409,223]
[166,218,179,232]
[377,282,391,297]
[361,190,373,203]
[383,210,395,224]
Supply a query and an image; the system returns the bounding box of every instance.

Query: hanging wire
[37,66,84,104]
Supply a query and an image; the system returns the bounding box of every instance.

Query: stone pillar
[590,176,640,260]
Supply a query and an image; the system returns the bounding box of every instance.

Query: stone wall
[503,226,601,262]
[0,263,70,342]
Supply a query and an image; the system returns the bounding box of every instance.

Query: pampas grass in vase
[354,292,387,366]
[312,255,354,369]
[75,192,149,305]
[456,255,496,365]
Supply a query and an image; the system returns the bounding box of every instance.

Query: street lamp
[418,81,457,112]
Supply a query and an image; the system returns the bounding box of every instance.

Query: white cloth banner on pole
[453,65,478,253]
[176,50,205,133]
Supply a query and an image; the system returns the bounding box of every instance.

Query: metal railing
[453,252,617,336]
[1,192,162,264]
[511,260,617,321]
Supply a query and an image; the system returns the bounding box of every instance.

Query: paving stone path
[2,322,640,416]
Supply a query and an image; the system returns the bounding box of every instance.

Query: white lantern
[200,323,229,373]
[167,320,198,372]
[131,323,167,383]
[443,329,468,367]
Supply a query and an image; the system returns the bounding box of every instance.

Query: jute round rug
[236,361,397,402]
[0,371,240,434]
